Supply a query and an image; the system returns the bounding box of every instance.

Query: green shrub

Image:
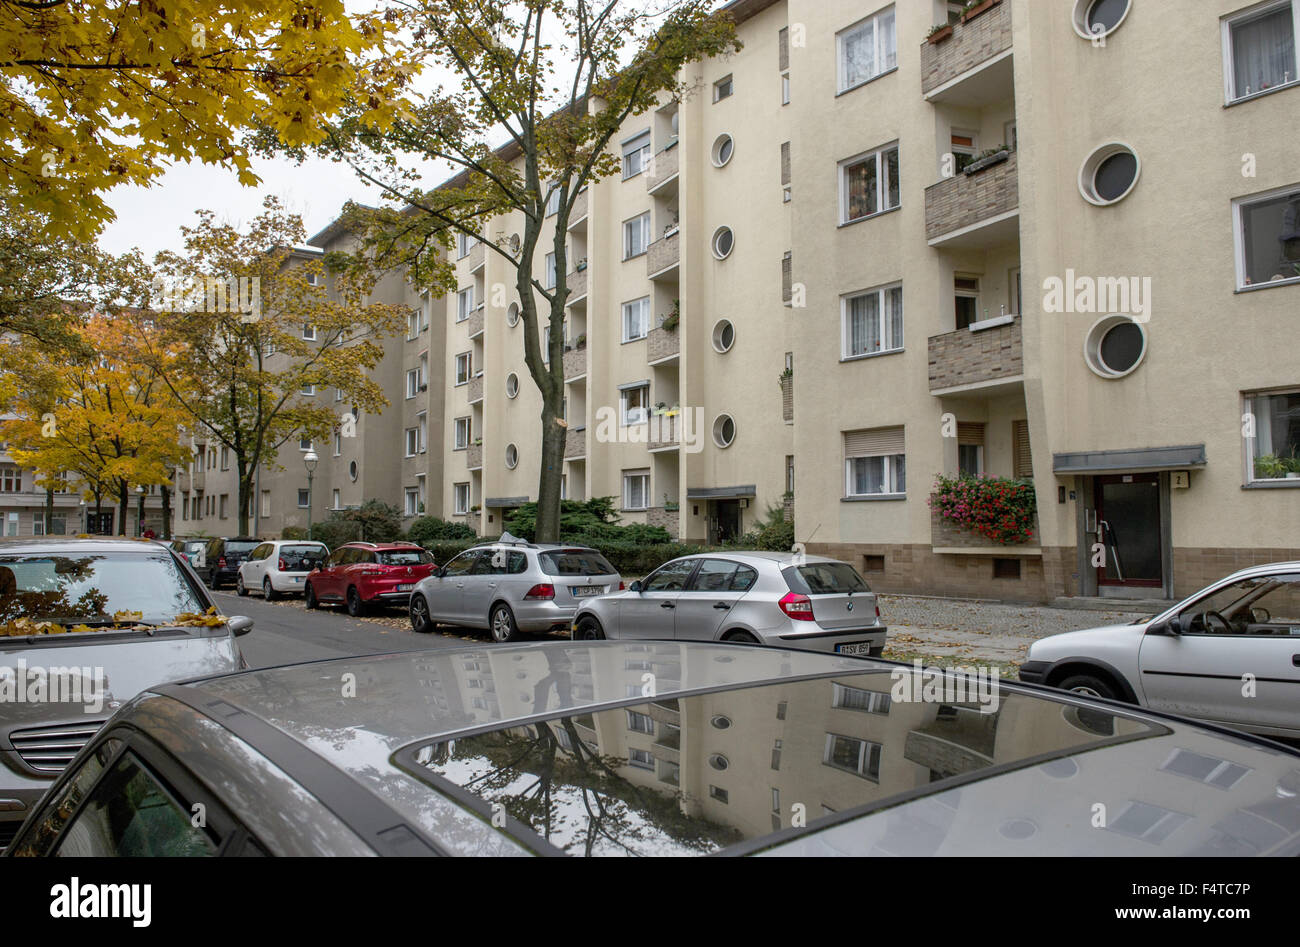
[419,538,484,565]
[593,541,708,577]
[407,516,477,545]
[280,525,307,540]
[504,497,671,545]
[309,498,406,550]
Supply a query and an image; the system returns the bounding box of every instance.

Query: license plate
[294,576,303,583]
[397,583,414,592]
[574,585,602,597]
[835,641,873,656]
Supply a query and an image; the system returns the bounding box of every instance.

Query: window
[713,74,734,102]
[406,368,419,399]
[845,427,906,497]
[457,287,474,321]
[454,483,470,515]
[627,710,655,734]
[298,437,312,451]
[302,324,316,341]
[505,444,518,469]
[418,353,428,389]
[297,489,310,508]
[841,144,900,223]
[1079,143,1140,205]
[621,383,649,425]
[782,73,790,105]
[455,353,472,385]
[454,417,471,450]
[623,212,651,259]
[333,432,342,457]
[1073,0,1133,40]
[0,467,19,492]
[300,383,315,396]
[261,490,272,517]
[1234,184,1300,288]
[505,373,519,398]
[623,470,650,510]
[823,733,882,781]
[1013,419,1034,479]
[712,227,735,259]
[219,494,229,519]
[457,232,477,258]
[709,785,729,803]
[1245,390,1300,481]
[1224,1,1298,103]
[544,252,557,290]
[622,131,651,179]
[408,309,421,339]
[955,276,981,329]
[950,131,977,173]
[622,297,650,342]
[335,387,343,402]
[405,487,419,516]
[958,422,986,477]
[837,6,896,93]
[545,183,562,217]
[712,319,735,353]
[506,302,520,327]
[1084,315,1147,378]
[712,134,734,167]
[405,428,419,458]
[713,414,737,448]
[842,284,903,358]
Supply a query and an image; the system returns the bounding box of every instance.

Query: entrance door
[1094,474,1162,589]
[87,512,114,535]
[712,500,742,545]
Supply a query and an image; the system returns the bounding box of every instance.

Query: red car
[305,541,437,616]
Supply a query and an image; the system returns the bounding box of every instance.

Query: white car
[1020,562,1300,738]
[237,540,330,600]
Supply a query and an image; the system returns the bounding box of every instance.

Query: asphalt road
[210,590,477,668]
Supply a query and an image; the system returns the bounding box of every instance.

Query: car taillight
[278,558,287,571]
[524,583,555,600]
[218,557,226,569]
[876,604,881,620]
[778,592,815,621]
[619,581,626,590]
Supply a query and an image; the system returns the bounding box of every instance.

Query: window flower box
[961,0,1001,24]
[963,148,1011,176]
[927,24,953,44]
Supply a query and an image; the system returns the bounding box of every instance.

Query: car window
[507,552,528,575]
[783,562,870,595]
[0,552,205,625]
[443,551,480,577]
[1176,574,1300,635]
[539,550,617,577]
[691,559,738,592]
[280,544,329,570]
[9,737,124,857]
[644,560,696,593]
[52,750,218,857]
[377,550,434,566]
[224,541,259,556]
[731,565,758,592]
[470,550,500,575]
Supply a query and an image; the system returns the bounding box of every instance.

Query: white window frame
[333,432,342,457]
[457,287,474,322]
[713,74,734,102]
[620,384,650,426]
[407,309,421,340]
[297,489,310,508]
[1243,388,1300,482]
[544,252,557,290]
[455,353,471,386]
[841,283,904,359]
[545,183,562,217]
[1232,182,1300,290]
[300,383,315,396]
[453,483,471,515]
[404,487,419,516]
[457,231,478,259]
[845,453,906,499]
[839,142,900,224]
[621,297,650,342]
[302,324,316,341]
[298,437,312,452]
[331,488,340,510]
[836,5,897,94]
[1221,0,1300,104]
[623,212,652,260]
[622,130,652,179]
[406,368,419,399]
[622,470,650,511]
[781,72,790,105]
[405,428,419,458]
[454,417,471,450]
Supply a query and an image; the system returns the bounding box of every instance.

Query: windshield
[783,562,870,595]
[280,544,329,569]
[539,550,617,577]
[223,541,259,555]
[377,550,434,566]
[0,552,205,627]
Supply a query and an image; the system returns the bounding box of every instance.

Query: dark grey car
[8,641,1300,856]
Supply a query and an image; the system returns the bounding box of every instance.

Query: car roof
[0,537,172,555]
[342,541,422,550]
[673,550,844,566]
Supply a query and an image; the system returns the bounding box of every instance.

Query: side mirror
[228,616,255,637]
[628,580,643,593]
[1165,617,1182,636]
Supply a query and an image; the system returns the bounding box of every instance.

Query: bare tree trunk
[535,399,566,542]
[43,487,53,534]
[116,482,128,534]
[236,456,251,536]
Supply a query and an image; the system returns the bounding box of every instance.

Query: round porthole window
[506,302,520,327]
[710,715,732,730]
[348,461,358,482]
[1079,143,1140,205]
[712,227,735,260]
[505,373,519,398]
[509,233,521,257]
[1072,0,1132,41]
[711,319,735,353]
[712,414,736,448]
[708,754,729,771]
[1084,314,1147,379]
[711,134,735,168]
[505,444,519,469]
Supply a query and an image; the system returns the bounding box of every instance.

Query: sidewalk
[878,593,1150,677]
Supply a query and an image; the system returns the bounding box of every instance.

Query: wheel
[304,582,319,610]
[346,586,365,617]
[410,594,433,634]
[263,577,278,602]
[574,617,605,641]
[723,630,761,645]
[490,603,521,643]
[235,574,248,597]
[1056,672,1121,701]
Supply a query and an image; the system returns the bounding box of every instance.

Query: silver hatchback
[570,552,887,656]
[409,541,622,642]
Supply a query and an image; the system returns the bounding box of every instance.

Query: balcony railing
[921,0,1012,97]
[646,505,679,539]
[780,373,793,423]
[647,231,679,280]
[466,304,485,339]
[646,142,679,192]
[566,266,587,303]
[647,325,679,363]
[648,414,679,452]
[565,426,586,460]
[468,373,484,405]
[928,315,1023,393]
[467,239,485,272]
[563,345,586,380]
[568,188,588,227]
[466,443,483,470]
[924,150,1017,244]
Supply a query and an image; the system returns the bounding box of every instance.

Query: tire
[263,577,278,602]
[490,603,521,643]
[304,582,319,610]
[410,594,433,634]
[574,617,605,641]
[1056,672,1121,702]
[235,574,248,597]
[346,586,365,618]
[723,630,761,645]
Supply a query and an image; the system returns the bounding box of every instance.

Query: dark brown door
[1094,474,1162,588]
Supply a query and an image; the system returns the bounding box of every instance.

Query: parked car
[409,541,622,642]
[306,541,437,616]
[1020,562,1300,739]
[236,540,329,600]
[0,537,253,851]
[169,538,207,568]
[570,551,886,656]
[199,537,261,590]
[8,639,1299,857]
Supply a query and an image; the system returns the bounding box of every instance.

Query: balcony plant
[575,333,587,349]
[960,0,1001,24]
[663,493,680,512]
[927,23,953,44]
[778,366,793,387]
[963,146,1012,175]
[663,217,680,239]
[930,474,1036,545]
[661,300,680,331]
[472,437,483,446]
[469,504,481,514]
[575,258,588,272]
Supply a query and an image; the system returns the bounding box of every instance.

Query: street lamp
[303,450,319,541]
[135,485,145,537]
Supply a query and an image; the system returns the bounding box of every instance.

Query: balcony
[648,414,679,453]
[466,443,483,470]
[921,0,1013,105]
[468,373,484,405]
[467,239,485,273]
[928,315,1023,395]
[780,373,793,423]
[563,345,586,381]
[466,304,485,340]
[566,266,587,305]
[647,231,679,281]
[931,507,1040,555]
[646,505,680,539]
[924,150,1018,247]
[565,426,586,460]
[647,326,679,364]
[568,188,588,230]
[646,142,679,196]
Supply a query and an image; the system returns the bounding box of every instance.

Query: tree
[298,0,740,543]
[140,196,407,535]
[0,0,411,241]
